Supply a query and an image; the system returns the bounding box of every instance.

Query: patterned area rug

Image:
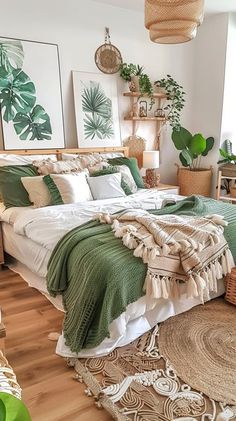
[68,298,236,421]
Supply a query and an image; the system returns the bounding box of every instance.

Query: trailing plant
[154,74,185,130]
[139,73,153,98]
[218,139,236,164]
[172,126,214,169]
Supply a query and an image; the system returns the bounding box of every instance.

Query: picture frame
[72,71,121,148]
[0,36,65,150]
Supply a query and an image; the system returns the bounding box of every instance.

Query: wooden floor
[0,268,112,421]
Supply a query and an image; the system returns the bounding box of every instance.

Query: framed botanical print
[72,71,121,148]
[0,37,65,150]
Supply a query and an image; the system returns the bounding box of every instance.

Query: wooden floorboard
[0,268,112,421]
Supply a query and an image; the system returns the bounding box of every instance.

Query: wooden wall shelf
[124,116,166,122]
[123,91,167,99]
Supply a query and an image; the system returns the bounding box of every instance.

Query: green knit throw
[47,196,236,353]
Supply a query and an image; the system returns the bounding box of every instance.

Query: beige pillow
[34,159,83,175]
[21,176,52,208]
[49,173,93,204]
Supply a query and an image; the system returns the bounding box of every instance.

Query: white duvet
[1,189,179,252]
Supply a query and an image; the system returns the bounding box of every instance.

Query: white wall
[0,0,195,184]
[221,13,236,154]
[190,13,229,194]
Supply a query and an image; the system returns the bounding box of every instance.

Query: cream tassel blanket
[97,210,234,302]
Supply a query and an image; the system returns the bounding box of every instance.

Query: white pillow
[88,173,126,200]
[0,154,57,166]
[49,173,93,204]
[21,176,52,208]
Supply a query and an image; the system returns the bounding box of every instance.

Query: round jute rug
[159,298,236,404]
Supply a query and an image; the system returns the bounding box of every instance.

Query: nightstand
[0,224,4,268]
[0,309,6,354]
[153,183,180,195]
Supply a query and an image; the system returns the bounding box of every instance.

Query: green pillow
[107,157,144,188]
[91,166,132,195]
[43,175,64,205]
[0,164,38,208]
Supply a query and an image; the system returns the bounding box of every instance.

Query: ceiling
[91,0,236,14]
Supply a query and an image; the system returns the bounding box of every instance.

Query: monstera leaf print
[0,39,24,72]
[0,67,36,122]
[13,105,52,140]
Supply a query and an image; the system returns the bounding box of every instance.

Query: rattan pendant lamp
[145,0,204,44]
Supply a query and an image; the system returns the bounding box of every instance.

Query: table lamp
[143,151,160,188]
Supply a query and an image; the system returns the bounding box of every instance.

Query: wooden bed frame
[0,147,129,159]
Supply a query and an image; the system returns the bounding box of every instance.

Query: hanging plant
[154,74,185,130]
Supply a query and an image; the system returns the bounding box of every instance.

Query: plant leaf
[0,392,31,421]
[180,149,193,166]
[13,105,52,140]
[202,136,214,156]
[172,127,192,150]
[83,113,114,140]
[0,67,36,122]
[189,133,206,156]
[219,148,228,158]
[0,39,24,72]
[0,398,6,421]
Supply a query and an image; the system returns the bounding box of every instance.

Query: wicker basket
[0,350,21,399]
[177,166,213,197]
[225,268,236,306]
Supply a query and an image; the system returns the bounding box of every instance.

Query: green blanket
[47,196,236,353]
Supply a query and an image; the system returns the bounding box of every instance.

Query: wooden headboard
[0,147,129,159]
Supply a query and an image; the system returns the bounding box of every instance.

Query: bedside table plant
[172,126,214,196]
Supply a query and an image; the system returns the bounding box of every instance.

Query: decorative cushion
[34,159,83,175]
[115,165,138,194]
[0,154,57,167]
[108,157,144,188]
[21,176,53,208]
[0,165,38,208]
[91,166,132,195]
[88,161,110,175]
[43,172,93,204]
[88,173,126,200]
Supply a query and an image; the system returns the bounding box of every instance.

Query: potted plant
[154,74,185,130]
[119,63,153,97]
[172,126,214,196]
[218,139,236,197]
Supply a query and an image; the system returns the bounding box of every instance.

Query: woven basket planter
[225,268,236,306]
[177,166,213,197]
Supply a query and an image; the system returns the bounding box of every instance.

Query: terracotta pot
[177,167,213,197]
[155,87,166,95]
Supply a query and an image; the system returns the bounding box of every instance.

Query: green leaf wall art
[82,81,114,140]
[0,38,52,142]
[0,37,66,149]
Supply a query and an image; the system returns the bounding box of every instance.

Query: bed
[0,148,232,359]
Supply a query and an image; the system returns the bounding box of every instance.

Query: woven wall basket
[177,166,213,197]
[145,0,204,44]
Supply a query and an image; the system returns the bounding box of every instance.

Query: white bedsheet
[0,190,225,358]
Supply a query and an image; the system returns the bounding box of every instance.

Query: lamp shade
[145,0,204,44]
[143,151,160,169]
